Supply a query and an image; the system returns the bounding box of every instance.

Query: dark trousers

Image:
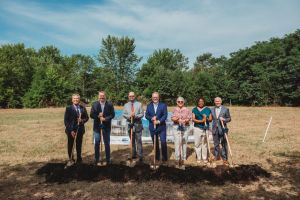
[67,132,83,160]
[151,129,167,161]
[213,129,228,160]
[94,128,111,162]
[128,128,143,159]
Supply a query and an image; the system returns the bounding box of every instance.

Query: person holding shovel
[123,91,144,162]
[64,94,89,166]
[192,97,212,165]
[145,92,168,166]
[171,97,191,169]
[210,97,231,165]
[90,91,115,165]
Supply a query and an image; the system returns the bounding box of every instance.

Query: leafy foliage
[0,30,299,108]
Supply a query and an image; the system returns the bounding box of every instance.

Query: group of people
[64,91,231,168]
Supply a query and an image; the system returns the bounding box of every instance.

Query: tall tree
[97,35,142,104]
[67,54,96,103]
[136,48,188,104]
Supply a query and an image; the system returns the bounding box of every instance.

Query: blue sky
[0,0,299,65]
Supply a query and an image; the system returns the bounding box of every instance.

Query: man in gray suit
[123,91,144,162]
[210,97,231,165]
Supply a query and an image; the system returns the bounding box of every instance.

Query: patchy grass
[0,106,299,199]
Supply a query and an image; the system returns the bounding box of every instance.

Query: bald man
[123,92,144,162]
[210,97,231,165]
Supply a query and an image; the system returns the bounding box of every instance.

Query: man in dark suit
[90,91,115,165]
[210,97,231,165]
[145,92,168,163]
[64,94,89,165]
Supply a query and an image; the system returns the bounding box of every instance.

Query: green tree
[0,43,35,108]
[226,30,300,105]
[23,46,72,107]
[136,48,188,104]
[67,54,96,103]
[97,35,142,104]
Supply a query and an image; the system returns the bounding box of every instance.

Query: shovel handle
[220,119,234,165]
[130,116,133,161]
[153,115,157,168]
[70,113,81,161]
[154,134,156,168]
[205,129,211,156]
[100,120,103,164]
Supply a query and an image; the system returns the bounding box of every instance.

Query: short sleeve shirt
[192,106,211,129]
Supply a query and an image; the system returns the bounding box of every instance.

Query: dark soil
[3,160,298,200]
[36,162,270,185]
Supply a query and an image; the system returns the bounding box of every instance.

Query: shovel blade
[126,160,136,167]
[207,162,217,168]
[150,165,159,170]
[64,160,75,169]
[97,161,107,166]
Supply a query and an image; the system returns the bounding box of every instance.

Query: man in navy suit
[145,92,168,163]
[90,91,115,165]
[64,94,89,165]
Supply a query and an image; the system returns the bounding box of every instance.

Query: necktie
[131,102,134,113]
[216,107,220,118]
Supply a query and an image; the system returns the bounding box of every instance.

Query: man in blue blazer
[145,92,168,162]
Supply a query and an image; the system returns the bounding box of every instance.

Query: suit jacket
[210,106,231,135]
[90,101,115,131]
[64,104,89,134]
[145,102,168,132]
[123,101,144,132]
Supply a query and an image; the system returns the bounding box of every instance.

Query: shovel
[97,115,106,166]
[220,120,235,168]
[150,122,159,170]
[65,113,81,169]
[203,116,216,168]
[126,116,136,167]
[177,124,185,170]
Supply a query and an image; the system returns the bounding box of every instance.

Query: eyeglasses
[177,101,184,103]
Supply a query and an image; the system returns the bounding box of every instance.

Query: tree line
[0,30,299,108]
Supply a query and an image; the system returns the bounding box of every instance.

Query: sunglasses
[177,101,184,103]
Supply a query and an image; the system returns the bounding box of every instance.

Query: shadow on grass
[36,162,270,185]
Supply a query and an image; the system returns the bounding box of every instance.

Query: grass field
[0,106,299,199]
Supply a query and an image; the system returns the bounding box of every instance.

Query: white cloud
[0,0,299,64]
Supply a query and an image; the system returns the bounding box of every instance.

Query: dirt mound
[36,162,270,185]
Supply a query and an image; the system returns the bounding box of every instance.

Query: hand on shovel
[71,131,76,138]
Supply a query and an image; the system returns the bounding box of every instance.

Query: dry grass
[0,106,299,199]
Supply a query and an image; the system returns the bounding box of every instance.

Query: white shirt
[100,101,106,112]
[153,102,158,114]
[216,106,222,118]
